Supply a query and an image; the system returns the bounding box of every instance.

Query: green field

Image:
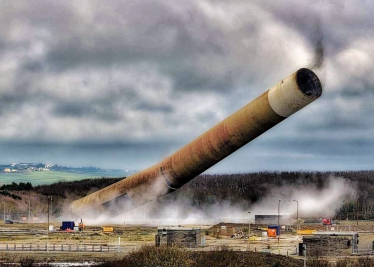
[0,170,93,186]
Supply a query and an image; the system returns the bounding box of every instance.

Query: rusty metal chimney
[70,68,322,217]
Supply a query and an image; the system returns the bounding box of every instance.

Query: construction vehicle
[322,219,333,225]
[78,218,84,231]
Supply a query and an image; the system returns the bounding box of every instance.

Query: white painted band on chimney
[268,73,316,118]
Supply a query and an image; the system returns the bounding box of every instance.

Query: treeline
[2,171,374,219]
[0,190,22,200]
[157,171,374,220]
[0,182,31,200]
[0,182,32,191]
[157,172,330,209]
[34,177,123,198]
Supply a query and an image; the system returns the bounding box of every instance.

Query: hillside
[1,171,373,220]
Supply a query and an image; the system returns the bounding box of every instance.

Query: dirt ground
[1,220,374,263]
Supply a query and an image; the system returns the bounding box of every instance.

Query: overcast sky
[0,0,373,172]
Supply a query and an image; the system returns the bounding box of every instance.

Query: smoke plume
[309,20,326,88]
[310,36,324,70]
[250,176,356,219]
[77,176,356,225]
[309,20,325,71]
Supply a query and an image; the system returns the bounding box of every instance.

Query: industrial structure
[211,223,245,237]
[255,214,292,225]
[301,231,359,256]
[155,227,204,248]
[70,68,322,217]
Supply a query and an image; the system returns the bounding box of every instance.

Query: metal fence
[0,243,137,253]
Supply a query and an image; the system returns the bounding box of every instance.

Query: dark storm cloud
[0,0,374,171]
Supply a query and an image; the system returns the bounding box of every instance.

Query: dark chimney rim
[296,68,322,98]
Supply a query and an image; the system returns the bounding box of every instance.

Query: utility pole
[28,192,31,221]
[290,200,299,237]
[248,211,251,251]
[357,211,359,226]
[3,203,5,222]
[278,199,281,255]
[143,207,146,224]
[50,196,53,219]
[47,195,51,253]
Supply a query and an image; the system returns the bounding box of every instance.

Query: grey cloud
[0,0,374,172]
[300,117,371,132]
[259,0,374,51]
[22,60,44,73]
[53,101,122,122]
[0,1,248,93]
[135,102,174,113]
[260,138,374,157]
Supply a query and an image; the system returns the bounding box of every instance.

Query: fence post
[14,244,16,251]
[108,246,109,252]
[6,244,8,251]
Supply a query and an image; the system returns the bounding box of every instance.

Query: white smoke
[76,174,172,225]
[73,176,357,225]
[250,176,356,219]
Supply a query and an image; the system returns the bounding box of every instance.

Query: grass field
[0,168,131,186]
[0,171,93,186]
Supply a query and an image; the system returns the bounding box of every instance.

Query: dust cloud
[250,176,356,219]
[74,176,356,225]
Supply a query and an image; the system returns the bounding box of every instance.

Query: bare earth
[1,220,374,264]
